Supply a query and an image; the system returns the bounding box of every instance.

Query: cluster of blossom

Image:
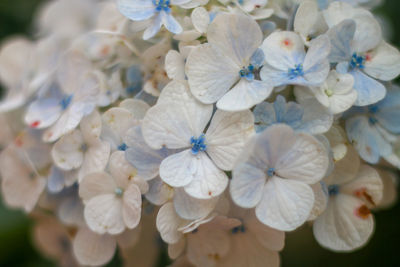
[0,0,399,266]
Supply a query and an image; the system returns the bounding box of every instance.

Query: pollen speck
[282,38,292,49]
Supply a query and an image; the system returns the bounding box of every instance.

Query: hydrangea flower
[230,124,329,231]
[295,70,358,114]
[125,126,220,220]
[324,2,400,105]
[253,95,333,134]
[260,32,331,87]
[345,86,400,164]
[313,146,383,251]
[186,13,273,111]
[25,51,100,142]
[0,130,51,212]
[142,80,255,199]
[79,151,147,235]
[51,110,110,182]
[117,0,190,40]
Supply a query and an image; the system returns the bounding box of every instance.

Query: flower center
[328,184,340,196]
[288,64,304,79]
[59,94,73,110]
[349,53,366,70]
[190,134,207,155]
[368,117,378,125]
[324,89,334,97]
[153,0,171,12]
[239,64,255,81]
[80,143,88,152]
[267,167,275,178]
[118,143,128,151]
[115,187,124,197]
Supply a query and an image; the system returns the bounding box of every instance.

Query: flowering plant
[0,0,399,266]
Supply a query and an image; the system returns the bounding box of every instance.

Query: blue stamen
[60,94,73,110]
[190,134,207,155]
[349,53,366,70]
[328,184,340,196]
[80,143,88,152]
[288,64,304,79]
[153,0,171,13]
[115,187,123,196]
[231,225,245,234]
[369,117,378,125]
[118,143,128,151]
[267,167,275,177]
[238,0,244,4]
[368,105,379,114]
[239,64,256,81]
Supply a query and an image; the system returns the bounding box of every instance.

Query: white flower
[174,7,210,42]
[51,110,110,182]
[186,13,273,111]
[142,80,254,199]
[126,125,222,220]
[0,131,51,212]
[295,70,358,114]
[79,151,147,235]
[260,32,331,87]
[230,124,329,231]
[313,146,383,251]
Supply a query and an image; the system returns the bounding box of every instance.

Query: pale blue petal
[351,70,386,106]
[250,48,265,67]
[47,166,66,193]
[118,0,156,21]
[25,98,62,129]
[346,115,391,163]
[326,19,355,63]
[374,88,400,134]
[254,102,276,133]
[161,12,183,34]
[336,61,350,74]
[125,126,170,180]
[143,14,163,40]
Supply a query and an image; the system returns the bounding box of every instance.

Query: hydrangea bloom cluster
[0,0,399,266]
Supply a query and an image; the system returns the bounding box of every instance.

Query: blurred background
[0,0,399,266]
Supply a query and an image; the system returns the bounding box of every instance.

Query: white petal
[122,183,142,229]
[73,227,116,266]
[183,152,228,199]
[159,149,198,188]
[119,99,150,119]
[81,110,102,141]
[207,13,262,66]
[216,79,274,111]
[303,35,331,84]
[145,177,174,205]
[313,194,374,251]
[296,98,334,135]
[275,132,328,184]
[84,194,125,235]
[261,31,306,70]
[165,50,185,80]
[168,238,186,260]
[78,139,110,182]
[0,147,46,212]
[206,109,254,170]
[79,172,116,201]
[161,12,183,35]
[327,145,360,185]
[156,202,184,244]
[102,107,137,145]
[256,177,314,231]
[341,164,383,208]
[191,7,209,33]
[109,151,138,189]
[51,130,84,171]
[173,188,218,220]
[25,98,62,129]
[308,182,329,221]
[364,41,400,81]
[186,43,239,104]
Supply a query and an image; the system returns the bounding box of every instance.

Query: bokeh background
[0,0,399,266]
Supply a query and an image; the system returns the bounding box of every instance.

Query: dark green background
[0,0,399,266]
